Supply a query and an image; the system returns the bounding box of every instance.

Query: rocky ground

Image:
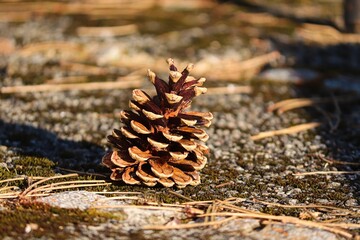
[1,0,360,239]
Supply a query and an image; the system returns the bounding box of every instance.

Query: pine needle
[294,171,360,176]
[250,122,321,141]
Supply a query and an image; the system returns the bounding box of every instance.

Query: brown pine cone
[102,58,212,188]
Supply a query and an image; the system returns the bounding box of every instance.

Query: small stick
[294,171,360,176]
[250,122,321,141]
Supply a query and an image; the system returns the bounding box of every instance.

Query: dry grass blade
[142,216,238,230]
[93,191,143,195]
[20,173,78,197]
[294,171,360,176]
[206,86,252,95]
[92,205,185,211]
[25,179,109,196]
[58,61,109,76]
[168,190,193,201]
[0,186,18,192]
[58,167,108,178]
[198,212,354,239]
[297,23,360,44]
[0,194,20,199]
[45,76,88,85]
[1,80,143,94]
[181,200,214,205]
[250,122,321,141]
[252,199,355,214]
[268,96,360,114]
[0,177,28,184]
[77,24,138,37]
[96,196,141,201]
[311,153,360,166]
[16,42,81,57]
[215,181,234,188]
[27,183,111,195]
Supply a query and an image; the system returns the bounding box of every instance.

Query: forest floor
[1,0,360,239]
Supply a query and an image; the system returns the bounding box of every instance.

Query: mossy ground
[0,201,126,239]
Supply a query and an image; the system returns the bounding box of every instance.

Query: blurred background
[0,0,359,88]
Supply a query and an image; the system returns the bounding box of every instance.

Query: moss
[262,206,300,217]
[14,155,56,177]
[0,168,16,181]
[0,201,126,239]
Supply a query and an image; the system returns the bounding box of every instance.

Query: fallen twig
[250,122,321,141]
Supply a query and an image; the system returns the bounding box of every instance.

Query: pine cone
[102,58,212,188]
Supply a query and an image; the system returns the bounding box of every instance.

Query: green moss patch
[0,201,126,239]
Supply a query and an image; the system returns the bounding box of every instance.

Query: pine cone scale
[148,158,174,178]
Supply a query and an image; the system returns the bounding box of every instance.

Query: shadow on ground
[0,120,105,171]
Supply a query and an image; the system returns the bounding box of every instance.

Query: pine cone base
[102,58,212,188]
